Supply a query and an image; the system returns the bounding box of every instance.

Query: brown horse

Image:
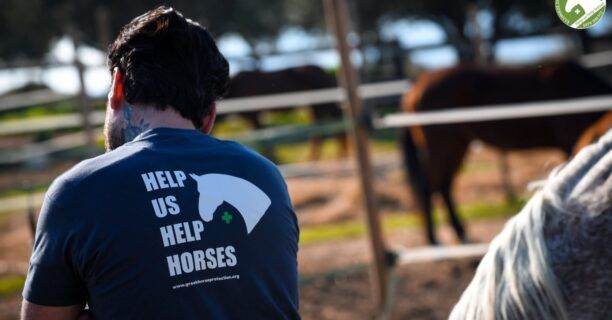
[401,61,612,245]
[223,65,347,161]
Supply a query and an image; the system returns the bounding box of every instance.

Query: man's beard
[103,117,124,152]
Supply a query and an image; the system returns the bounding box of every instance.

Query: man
[21,6,300,319]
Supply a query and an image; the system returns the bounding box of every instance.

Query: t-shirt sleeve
[22,190,87,306]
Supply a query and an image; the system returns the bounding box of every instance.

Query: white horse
[189,173,272,234]
[450,129,612,320]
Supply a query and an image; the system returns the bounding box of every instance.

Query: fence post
[323,0,389,314]
[70,30,95,154]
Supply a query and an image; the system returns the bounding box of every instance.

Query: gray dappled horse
[450,129,612,320]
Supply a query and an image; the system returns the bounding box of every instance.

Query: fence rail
[216,79,410,114]
[396,243,490,265]
[0,129,103,165]
[1,50,611,136]
[0,89,76,113]
[1,51,612,168]
[579,50,612,68]
[0,111,106,136]
[374,94,612,129]
[1,87,611,165]
[0,80,409,136]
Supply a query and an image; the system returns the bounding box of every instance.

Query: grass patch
[0,101,106,122]
[212,116,252,138]
[460,161,498,174]
[0,183,50,199]
[275,140,343,163]
[300,199,525,245]
[264,109,310,126]
[211,108,399,164]
[0,102,75,121]
[0,276,25,296]
[272,139,397,164]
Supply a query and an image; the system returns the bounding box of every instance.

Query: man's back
[24,128,300,319]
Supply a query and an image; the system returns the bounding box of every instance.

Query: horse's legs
[425,129,469,243]
[336,131,349,159]
[400,129,438,245]
[247,113,277,162]
[308,135,323,161]
[421,192,437,245]
[440,184,467,243]
[410,173,437,245]
[497,151,516,203]
[309,131,349,161]
[310,103,347,160]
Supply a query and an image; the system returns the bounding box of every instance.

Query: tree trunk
[437,16,475,63]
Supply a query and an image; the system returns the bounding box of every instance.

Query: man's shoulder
[47,145,146,200]
[216,139,282,173]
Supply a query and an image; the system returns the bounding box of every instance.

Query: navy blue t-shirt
[23,128,300,319]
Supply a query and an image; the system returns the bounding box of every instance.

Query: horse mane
[449,191,568,320]
[450,129,612,320]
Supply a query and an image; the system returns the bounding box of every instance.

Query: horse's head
[189,173,272,234]
[565,0,582,14]
[189,173,224,222]
[565,0,604,14]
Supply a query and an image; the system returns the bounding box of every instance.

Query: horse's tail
[400,126,430,212]
[400,80,431,209]
[401,124,441,244]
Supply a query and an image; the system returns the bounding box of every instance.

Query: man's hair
[108,6,229,128]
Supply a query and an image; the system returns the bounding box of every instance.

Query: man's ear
[109,68,125,110]
[200,103,217,134]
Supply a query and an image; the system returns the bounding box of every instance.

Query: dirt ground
[287,143,565,227]
[298,218,507,320]
[300,257,481,320]
[0,144,566,319]
[0,216,506,320]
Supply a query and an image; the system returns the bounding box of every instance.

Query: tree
[0,0,291,63]
[0,0,578,64]
[0,0,58,62]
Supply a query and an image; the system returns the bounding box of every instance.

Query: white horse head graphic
[189,173,272,234]
[565,0,605,14]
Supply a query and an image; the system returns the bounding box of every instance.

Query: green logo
[556,0,606,29]
[221,211,233,224]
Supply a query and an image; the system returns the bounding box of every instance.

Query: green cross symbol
[221,211,233,224]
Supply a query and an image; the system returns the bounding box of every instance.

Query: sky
[0,14,608,97]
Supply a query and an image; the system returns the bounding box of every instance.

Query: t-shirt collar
[131,127,202,142]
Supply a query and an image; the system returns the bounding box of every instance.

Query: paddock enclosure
[1,0,612,319]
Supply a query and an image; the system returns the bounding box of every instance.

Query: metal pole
[323,0,389,313]
[95,7,112,50]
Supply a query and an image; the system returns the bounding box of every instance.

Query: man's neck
[121,102,196,142]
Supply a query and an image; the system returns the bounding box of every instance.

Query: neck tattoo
[122,102,150,143]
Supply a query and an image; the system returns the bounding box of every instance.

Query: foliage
[0,0,563,62]
[1,0,292,61]
[0,0,58,60]
[0,102,76,121]
[0,276,25,297]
